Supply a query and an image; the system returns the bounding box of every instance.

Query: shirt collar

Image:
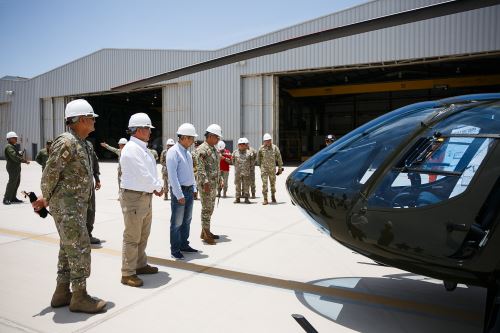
[130,136,147,149]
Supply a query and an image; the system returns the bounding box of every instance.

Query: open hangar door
[77,88,163,159]
[278,55,500,163]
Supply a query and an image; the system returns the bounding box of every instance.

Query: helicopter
[111,1,500,331]
[286,93,500,332]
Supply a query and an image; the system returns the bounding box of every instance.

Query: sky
[0,0,367,79]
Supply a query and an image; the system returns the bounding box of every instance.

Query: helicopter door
[364,130,498,260]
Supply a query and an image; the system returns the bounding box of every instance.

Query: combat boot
[208,228,220,239]
[251,191,256,199]
[234,198,240,203]
[271,194,277,203]
[201,228,216,245]
[263,196,268,205]
[244,197,251,204]
[69,288,106,313]
[223,190,227,198]
[50,282,72,308]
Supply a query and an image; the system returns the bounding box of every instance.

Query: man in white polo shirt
[119,113,163,287]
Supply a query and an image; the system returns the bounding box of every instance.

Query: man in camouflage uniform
[245,138,257,199]
[232,138,252,204]
[101,138,127,192]
[160,138,175,200]
[3,131,30,205]
[192,140,203,200]
[86,141,102,245]
[32,99,106,313]
[35,140,52,171]
[258,133,283,205]
[196,124,223,245]
[217,140,231,198]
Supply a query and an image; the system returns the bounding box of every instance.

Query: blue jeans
[170,186,194,254]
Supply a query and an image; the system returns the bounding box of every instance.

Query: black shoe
[3,199,11,205]
[89,236,101,244]
[171,252,184,260]
[180,246,199,253]
[11,198,23,203]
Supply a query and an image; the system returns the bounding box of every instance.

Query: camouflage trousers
[235,173,250,199]
[199,183,217,228]
[249,167,256,195]
[86,188,96,237]
[261,169,276,196]
[162,173,169,196]
[220,171,229,194]
[52,202,91,291]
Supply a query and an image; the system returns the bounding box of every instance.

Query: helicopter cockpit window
[298,107,438,195]
[368,102,500,208]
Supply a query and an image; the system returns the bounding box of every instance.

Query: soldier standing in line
[196,124,223,245]
[244,138,257,199]
[232,138,252,204]
[160,138,175,200]
[257,133,283,205]
[35,140,52,171]
[101,138,128,192]
[192,139,203,200]
[31,99,106,313]
[119,113,163,288]
[3,131,29,205]
[86,141,102,245]
[217,140,231,198]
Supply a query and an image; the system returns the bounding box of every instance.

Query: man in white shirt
[119,113,163,287]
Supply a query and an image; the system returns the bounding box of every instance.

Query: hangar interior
[78,88,163,159]
[278,55,500,162]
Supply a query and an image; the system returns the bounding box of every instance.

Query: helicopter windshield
[297,105,439,195]
[368,102,500,208]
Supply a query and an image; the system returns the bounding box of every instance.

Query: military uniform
[41,129,93,291]
[247,146,257,198]
[3,143,27,203]
[258,143,283,202]
[35,148,50,171]
[160,147,172,199]
[86,142,100,241]
[102,143,122,189]
[232,148,252,201]
[196,142,220,230]
[149,148,159,162]
[219,148,231,197]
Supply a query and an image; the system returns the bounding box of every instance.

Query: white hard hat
[166,138,175,145]
[65,99,99,120]
[237,138,246,145]
[118,138,128,145]
[6,131,18,139]
[177,123,198,137]
[128,113,154,128]
[263,133,272,141]
[217,141,226,150]
[243,137,249,144]
[206,124,223,138]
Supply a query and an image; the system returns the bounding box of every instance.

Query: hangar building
[1,0,499,162]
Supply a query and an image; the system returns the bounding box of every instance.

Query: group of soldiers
[158,132,284,206]
[2,98,288,314]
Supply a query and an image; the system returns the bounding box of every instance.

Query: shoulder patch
[62,150,70,159]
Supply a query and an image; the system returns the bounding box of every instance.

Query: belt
[122,189,152,195]
[180,185,193,190]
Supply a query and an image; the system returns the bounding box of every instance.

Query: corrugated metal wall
[0,103,11,158]
[1,0,499,158]
[162,82,192,142]
[241,75,276,148]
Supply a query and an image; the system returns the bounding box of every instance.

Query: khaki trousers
[120,189,153,276]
